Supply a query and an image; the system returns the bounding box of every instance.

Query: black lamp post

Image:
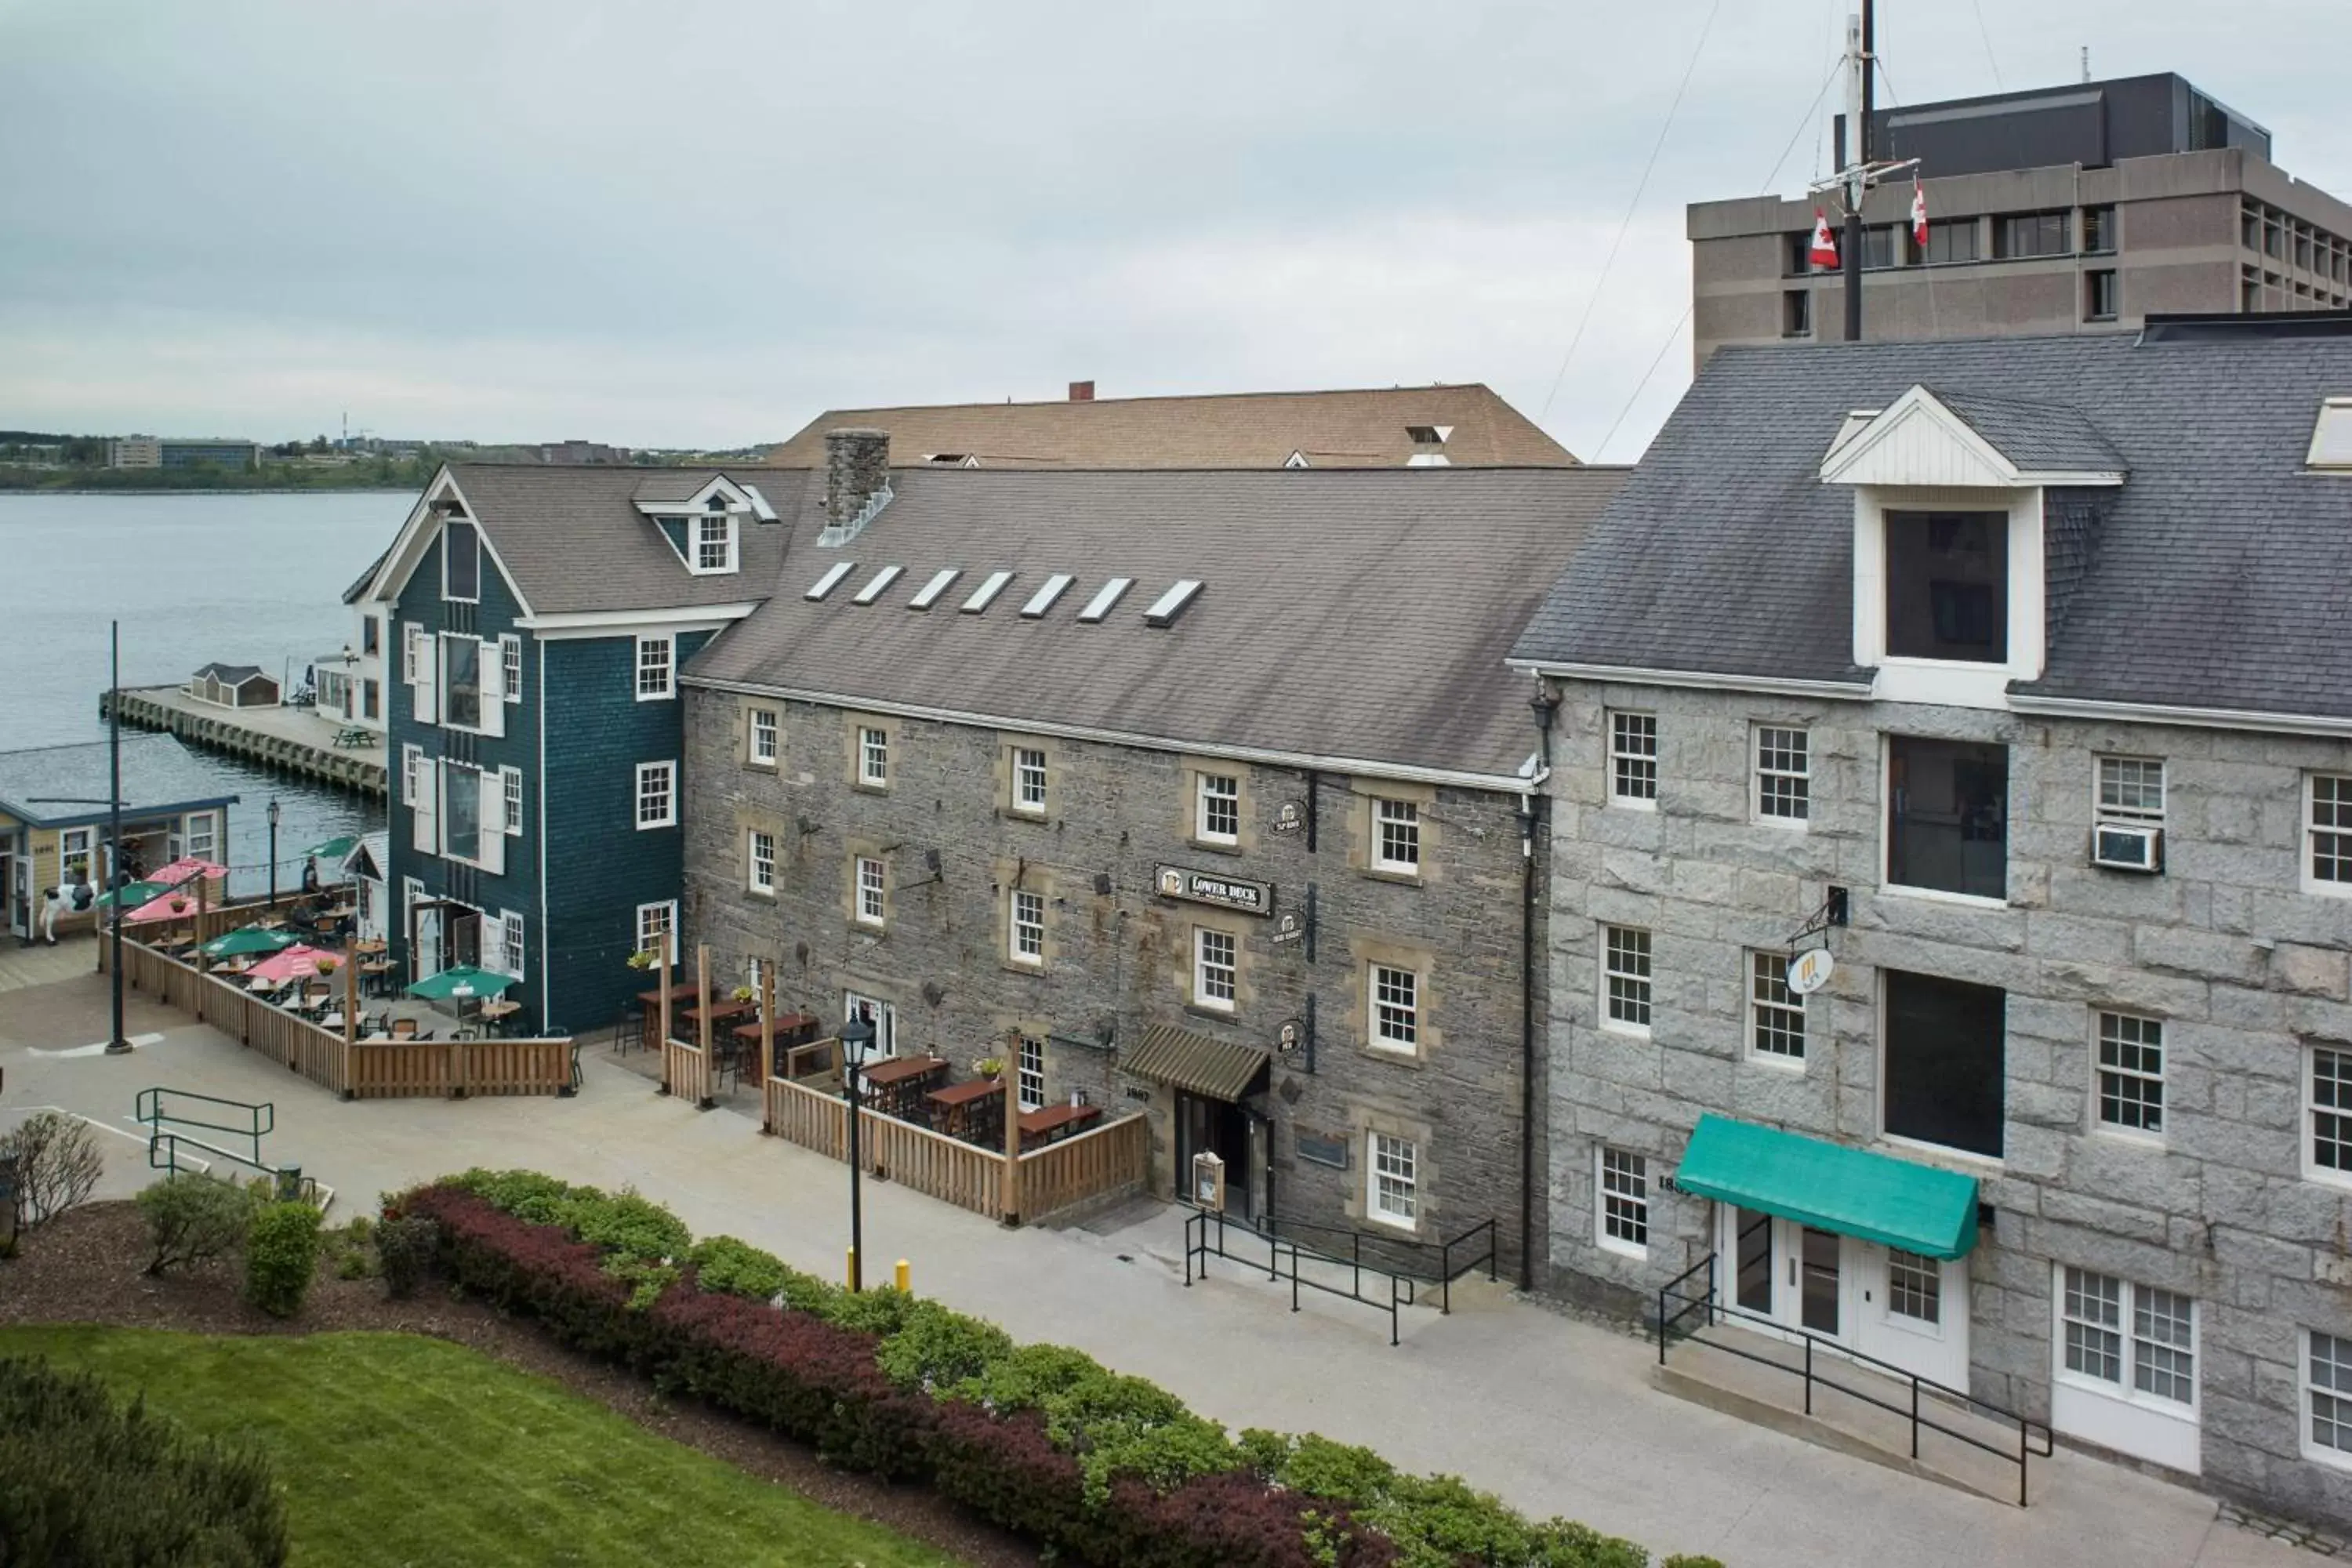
[266,797,281,908]
[838,1011,877,1291]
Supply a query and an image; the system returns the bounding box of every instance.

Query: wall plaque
[1154,864,1272,916]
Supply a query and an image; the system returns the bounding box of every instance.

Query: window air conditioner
[2091,822,2163,873]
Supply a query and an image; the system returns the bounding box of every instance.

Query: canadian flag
[1808,209,1840,267]
[1911,180,1929,248]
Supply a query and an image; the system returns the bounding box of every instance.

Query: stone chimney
[1068,380,1095,402]
[823,428,891,528]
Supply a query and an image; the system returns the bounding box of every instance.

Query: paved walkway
[0,971,2314,1568]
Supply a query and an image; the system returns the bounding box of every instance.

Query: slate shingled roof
[763,384,1578,470]
[1932,390,2125,474]
[440,465,811,616]
[0,735,238,829]
[1510,330,2352,721]
[688,466,1629,781]
[192,663,267,684]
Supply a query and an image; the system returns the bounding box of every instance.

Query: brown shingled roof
[762,384,1577,470]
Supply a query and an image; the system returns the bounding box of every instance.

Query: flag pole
[1841,1,1875,344]
[105,619,131,1054]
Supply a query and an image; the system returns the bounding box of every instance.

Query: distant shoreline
[0,486,418,497]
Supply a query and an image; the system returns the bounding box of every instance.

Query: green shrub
[818,1283,918,1338]
[0,1353,287,1566]
[376,1214,437,1299]
[1,1109,104,1229]
[551,1186,692,1261]
[245,1201,324,1318]
[875,1298,1014,1389]
[688,1235,836,1312]
[136,1176,256,1276]
[1659,1558,1728,1568]
[443,1167,575,1221]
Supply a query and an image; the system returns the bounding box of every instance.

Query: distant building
[108,437,161,468]
[0,735,237,941]
[108,436,261,471]
[186,663,280,710]
[1690,73,2352,364]
[537,440,628,465]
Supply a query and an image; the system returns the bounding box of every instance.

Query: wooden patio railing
[662,1035,713,1109]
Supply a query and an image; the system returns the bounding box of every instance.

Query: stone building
[1508,318,2352,1521]
[681,437,1625,1279]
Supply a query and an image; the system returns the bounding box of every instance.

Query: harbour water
[0,491,415,898]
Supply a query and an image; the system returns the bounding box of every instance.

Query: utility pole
[1842,2,1875,344]
[106,621,128,1054]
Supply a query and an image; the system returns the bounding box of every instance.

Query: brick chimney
[1068,380,1095,402]
[823,428,891,528]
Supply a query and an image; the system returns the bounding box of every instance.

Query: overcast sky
[3,1,2346,462]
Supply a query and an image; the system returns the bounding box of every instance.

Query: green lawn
[0,1326,962,1568]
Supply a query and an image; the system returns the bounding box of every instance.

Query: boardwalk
[100,685,387,796]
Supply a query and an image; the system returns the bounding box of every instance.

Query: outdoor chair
[611,998,643,1054]
[390,1018,419,1040]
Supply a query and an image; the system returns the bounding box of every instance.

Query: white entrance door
[416,907,442,982]
[843,991,897,1058]
[1720,1207,1969,1390]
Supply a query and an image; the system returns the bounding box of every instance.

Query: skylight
[805,561,855,601]
[1020,574,1075,619]
[851,565,904,605]
[1406,424,1451,445]
[1076,577,1134,623]
[1405,453,1452,468]
[909,568,961,610]
[1143,580,1203,627]
[2310,397,2352,470]
[960,571,1014,614]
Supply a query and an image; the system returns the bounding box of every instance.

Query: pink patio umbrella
[123,859,232,924]
[150,856,228,886]
[245,945,340,984]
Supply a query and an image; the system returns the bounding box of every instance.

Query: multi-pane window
[855,856,887,927]
[1195,927,1236,1011]
[1609,712,1657,804]
[1749,950,1806,1061]
[1370,964,1418,1051]
[501,911,525,979]
[1014,747,1047,815]
[1755,727,1809,822]
[502,636,522,704]
[635,899,676,964]
[858,727,889,788]
[2096,1011,2164,1135]
[1011,888,1045,964]
[749,708,779,766]
[502,766,523,834]
[402,744,421,804]
[2309,1331,2352,1460]
[695,514,732,572]
[402,622,420,684]
[1197,772,1240,843]
[2085,269,2119,322]
[443,635,482,728]
[1017,1035,1046,1112]
[183,812,217,860]
[1597,1146,1649,1254]
[635,635,673,699]
[2060,1267,2195,1407]
[1920,218,1980,264]
[1369,1133,1417,1226]
[1888,1250,1941,1324]
[1374,798,1421,873]
[747,829,776,894]
[2310,1046,2352,1180]
[59,827,92,884]
[1997,210,2071,259]
[635,761,675,829]
[2097,757,2165,821]
[2311,775,2352,887]
[1602,925,1652,1032]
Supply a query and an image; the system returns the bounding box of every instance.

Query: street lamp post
[266,798,281,909]
[838,1012,877,1291]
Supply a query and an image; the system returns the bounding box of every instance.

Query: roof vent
[1406,424,1451,445]
[851,565,904,605]
[960,570,1014,614]
[909,568,961,609]
[1143,580,1203,627]
[1405,453,1452,467]
[1076,578,1134,623]
[805,561,855,601]
[1020,574,1075,619]
[2310,397,2352,470]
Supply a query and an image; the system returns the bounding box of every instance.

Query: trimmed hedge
[245,1201,325,1318]
[403,1171,1720,1568]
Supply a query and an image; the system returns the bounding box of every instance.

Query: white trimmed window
[1602,925,1652,1033]
[635,635,674,700]
[2096,1011,2164,1136]
[1374,798,1421,873]
[855,855,887,927]
[2310,775,2352,892]
[635,899,677,964]
[749,707,779,767]
[180,811,216,861]
[1755,726,1809,823]
[747,829,776,895]
[401,622,420,683]
[502,635,522,705]
[500,910,525,980]
[2310,1045,2352,1183]
[1749,949,1805,1061]
[2059,1266,2196,1409]
[402,743,421,805]
[1368,1132,1417,1227]
[1610,711,1657,806]
[1369,963,1418,1052]
[1596,1146,1648,1255]
[2097,756,2165,822]
[1197,772,1240,844]
[635,761,675,829]
[501,766,523,836]
[1194,927,1236,1011]
[2305,1330,2352,1466]
[1888,1248,1942,1324]
[1011,888,1045,965]
[694,513,737,573]
[1017,1034,1047,1112]
[858,726,889,788]
[1013,747,1047,815]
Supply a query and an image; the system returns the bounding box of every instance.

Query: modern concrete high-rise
[1691,73,2352,365]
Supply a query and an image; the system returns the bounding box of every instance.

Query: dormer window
[693,512,736,573]
[2310,397,2352,471]
[1885,511,2007,662]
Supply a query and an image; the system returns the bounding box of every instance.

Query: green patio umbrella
[200,924,299,960]
[405,966,517,1002]
[95,880,170,909]
[300,834,360,862]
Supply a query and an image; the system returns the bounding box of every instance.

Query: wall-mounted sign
[1155,864,1272,916]
[1271,800,1307,834]
[1124,1083,1154,1103]
[1787,947,1835,996]
[1270,910,1305,946]
[1276,1018,1302,1054]
[1294,1132,1348,1170]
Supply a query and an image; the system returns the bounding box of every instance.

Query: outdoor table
[1019,1103,1104,1149]
[769,1011,820,1044]
[637,982,705,1050]
[480,999,521,1036]
[925,1077,1004,1142]
[361,959,396,997]
[680,998,757,1028]
[353,938,388,956]
[857,1054,949,1119]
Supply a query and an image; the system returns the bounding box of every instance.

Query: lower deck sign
[1155,865,1272,916]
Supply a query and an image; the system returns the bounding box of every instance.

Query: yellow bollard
[845,1247,857,1288]
[895,1258,911,1294]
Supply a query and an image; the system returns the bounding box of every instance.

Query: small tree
[137,1176,257,1276]
[376,1214,437,1300]
[245,1201,323,1318]
[1,1111,105,1230]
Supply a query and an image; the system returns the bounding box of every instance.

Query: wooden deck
[101,684,387,796]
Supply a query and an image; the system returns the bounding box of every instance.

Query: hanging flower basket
[731,985,755,1005]
[626,949,655,971]
[972,1056,1005,1082]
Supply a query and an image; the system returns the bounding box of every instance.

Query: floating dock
[99,685,387,797]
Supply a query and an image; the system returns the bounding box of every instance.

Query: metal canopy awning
[1674,1114,1981,1261]
[1122,1023,1269,1102]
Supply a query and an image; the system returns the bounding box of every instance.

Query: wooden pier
[100,684,387,797]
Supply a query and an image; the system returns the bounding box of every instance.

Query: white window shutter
[481,912,506,977]
[476,769,505,875]
[478,637,506,738]
[414,757,439,856]
[416,634,438,725]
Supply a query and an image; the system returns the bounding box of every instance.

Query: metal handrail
[136,1087,274,1171]
[1253,1209,1498,1314]
[1655,1254,2054,1508]
[1185,1208,1415,1346]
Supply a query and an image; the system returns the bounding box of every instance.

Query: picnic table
[637,981,705,1051]
[856,1054,949,1119]
[925,1076,1004,1142]
[1019,1102,1104,1149]
[480,998,521,1036]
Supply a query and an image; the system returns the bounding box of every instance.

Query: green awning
[1675,1114,1980,1261]
[301,834,360,862]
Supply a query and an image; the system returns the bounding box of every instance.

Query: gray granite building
[1510,318,2352,1522]
[679,439,1625,1280]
